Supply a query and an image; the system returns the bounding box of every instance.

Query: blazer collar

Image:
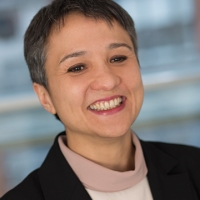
[38,132,92,200]
[140,141,199,200]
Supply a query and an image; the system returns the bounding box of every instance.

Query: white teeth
[90,105,94,109]
[100,102,104,110]
[89,97,123,111]
[104,102,109,110]
[114,98,118,106]
[93,105,97,110]
[96,103,100,110]
[110,100,115,108]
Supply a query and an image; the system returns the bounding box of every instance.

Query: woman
[1,0,200,199]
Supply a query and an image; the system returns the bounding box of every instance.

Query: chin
[95,126,131,139]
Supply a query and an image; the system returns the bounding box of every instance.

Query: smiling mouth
[89,96,123,111]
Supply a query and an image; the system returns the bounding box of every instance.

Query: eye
[110,56,127,63]
[67,64,85,73]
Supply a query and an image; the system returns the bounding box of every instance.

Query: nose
[90,66,121,91]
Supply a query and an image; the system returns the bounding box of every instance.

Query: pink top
[58,131,147,192]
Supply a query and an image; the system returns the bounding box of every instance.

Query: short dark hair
[24,0,138,89]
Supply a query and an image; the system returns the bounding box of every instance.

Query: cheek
[53,78,89,110]
[123,68,144,107]
[134,78,144,113]
[122,67,143,90]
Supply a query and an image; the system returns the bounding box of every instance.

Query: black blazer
[1,132,200,200]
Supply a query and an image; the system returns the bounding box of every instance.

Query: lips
[89,96,123,111]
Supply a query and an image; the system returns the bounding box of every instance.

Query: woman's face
[38,13,144,139]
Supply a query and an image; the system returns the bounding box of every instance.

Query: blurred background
[0,0,200,196]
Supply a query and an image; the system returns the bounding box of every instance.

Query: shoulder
[0,132,65,200]
[141,140,200,170]
[145,141,200,158]
[0,169,44,200]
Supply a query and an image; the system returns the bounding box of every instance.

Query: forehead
[47,13,132,50]
[51,12,113,33]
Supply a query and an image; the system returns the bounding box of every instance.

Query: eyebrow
[108,43,133,51]
[59,43,132,64]
[60,51,86,64]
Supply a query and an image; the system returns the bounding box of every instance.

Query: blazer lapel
[38,133,92,200]
[141,141,199,200]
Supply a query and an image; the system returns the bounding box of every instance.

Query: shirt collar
[58,131,147,192]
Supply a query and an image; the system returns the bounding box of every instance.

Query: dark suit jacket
[1,132,200,200]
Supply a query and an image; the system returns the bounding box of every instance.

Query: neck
[66,130,135,172]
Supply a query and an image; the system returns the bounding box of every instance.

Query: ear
[33,83,56,114]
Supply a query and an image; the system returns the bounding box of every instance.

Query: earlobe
[33,83,56,114]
